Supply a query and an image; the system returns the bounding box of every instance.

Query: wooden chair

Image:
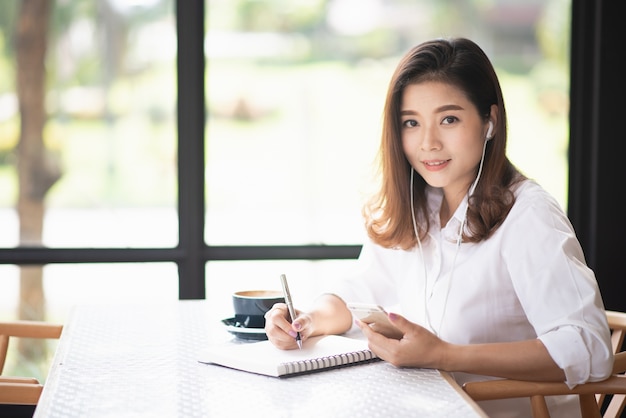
[0,321,63,406]
[462,310,626,418]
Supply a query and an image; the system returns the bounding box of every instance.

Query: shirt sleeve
[503,183,613,387]
[539,325,612,388]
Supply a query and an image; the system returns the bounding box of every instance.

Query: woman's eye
[442,116,458,125]
[402,119,418,128]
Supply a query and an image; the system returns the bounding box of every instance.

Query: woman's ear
[487,104,498,139]
[486,121,494,140]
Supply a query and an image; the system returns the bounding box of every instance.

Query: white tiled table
[34,300,487,417]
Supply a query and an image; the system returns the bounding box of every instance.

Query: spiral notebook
[199,335,379,377]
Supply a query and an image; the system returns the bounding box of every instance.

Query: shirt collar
[425,186,470,242]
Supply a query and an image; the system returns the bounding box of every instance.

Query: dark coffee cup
[232,290,284,329]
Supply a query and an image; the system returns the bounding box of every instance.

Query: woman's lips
[422,159,450,171]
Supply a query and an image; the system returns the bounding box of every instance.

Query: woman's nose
[420,126,441,151]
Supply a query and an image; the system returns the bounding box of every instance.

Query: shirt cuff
[538,327,591,389]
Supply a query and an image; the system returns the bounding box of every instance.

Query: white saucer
[221,317,267,341]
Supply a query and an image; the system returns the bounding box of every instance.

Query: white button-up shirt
[330,180,613,418]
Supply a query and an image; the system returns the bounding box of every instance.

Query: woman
[264,38,613,417]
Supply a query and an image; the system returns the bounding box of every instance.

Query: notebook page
[199,335,377,377]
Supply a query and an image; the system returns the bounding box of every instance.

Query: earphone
[486,121,494,141]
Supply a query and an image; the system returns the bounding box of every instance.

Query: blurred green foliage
[0,0,571,209]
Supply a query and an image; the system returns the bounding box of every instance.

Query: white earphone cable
[409,168,431,331]
[410,134,489,336]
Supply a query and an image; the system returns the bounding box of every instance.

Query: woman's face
[400,81,492,199]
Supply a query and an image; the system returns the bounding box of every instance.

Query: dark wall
[568,0,626,312]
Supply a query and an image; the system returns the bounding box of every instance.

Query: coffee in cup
[232,290,285,329]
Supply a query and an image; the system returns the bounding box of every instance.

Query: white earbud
[486,121,494,141]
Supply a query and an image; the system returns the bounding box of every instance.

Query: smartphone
[346,302,403,339]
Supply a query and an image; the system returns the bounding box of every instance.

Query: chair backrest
[0,321,63,406]
[600,311,626,417]
[462,310,626,418]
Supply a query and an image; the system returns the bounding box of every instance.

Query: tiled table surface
[34,300,486,418]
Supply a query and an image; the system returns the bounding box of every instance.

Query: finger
[265,318,300,350]
[269,305,308,336]
[354,318,403,363]
[265,305,292,332]
[264,304,304,349]
[264,302,288,320]
[354,318,370,335]
[291,311,308,331]
[354,318,388,350]
[387,312,411,331]
[267,333,299,350]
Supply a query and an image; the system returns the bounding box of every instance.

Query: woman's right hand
[264,303,313,350]
[264,294,353,349]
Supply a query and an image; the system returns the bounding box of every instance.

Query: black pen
[280,274,302,349]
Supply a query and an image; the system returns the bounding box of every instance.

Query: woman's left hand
[355,312,449,369]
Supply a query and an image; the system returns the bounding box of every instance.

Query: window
[0,0,571,381]
[202,0,571,306]
[205,0,571,247]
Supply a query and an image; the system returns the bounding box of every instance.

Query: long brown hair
[364,38,524,249]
